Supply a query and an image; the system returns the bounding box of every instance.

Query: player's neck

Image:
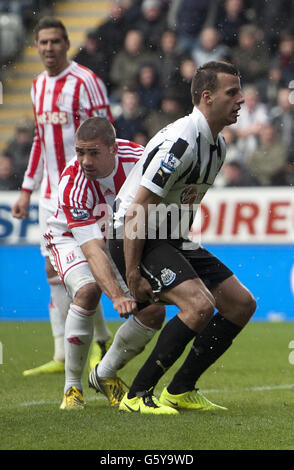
[197,105,222,141]
[46,59,70,77]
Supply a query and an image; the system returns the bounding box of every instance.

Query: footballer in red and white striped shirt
[46,137,143,247]
[11,19,115,377]
[22,61,113,207]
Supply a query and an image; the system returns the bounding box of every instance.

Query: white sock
[64,303,95,393]
[48,276,71,362]
[48,301,65,363]
[97,316,157,378]
[93,301,111,344]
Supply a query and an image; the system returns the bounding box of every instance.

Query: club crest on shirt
[160,268,176,286]
[160,152,181,174]
[70,208,90,220]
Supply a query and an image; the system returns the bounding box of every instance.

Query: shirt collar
[191,107,218,145]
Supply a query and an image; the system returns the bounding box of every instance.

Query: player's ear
[111,143,118,155]
[202,90,213,105]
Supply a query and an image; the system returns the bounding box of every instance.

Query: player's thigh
[108,238,215,322]
[141,241,216,328]
[47,239,96,300]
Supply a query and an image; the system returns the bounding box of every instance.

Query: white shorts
[46,237,96,299]
[46,235,130,300]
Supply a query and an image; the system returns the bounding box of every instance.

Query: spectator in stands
[109,29,158,100]
[191,26,231,67]
[232,84,269,161]
[1,120,34,189]
[136,62,163,112]
[142,88,184,138]
[270,31,294,88]
[213,126,242,187]
[122,0,143,24]
[72,30,109,86]
[231,24,270,97]
[157,29,181,89]
[0,156,19,190]
[221,126,241,162]
[134,0,168,52]
[132,127,149,147]
[174,0,213,55]
[93,0,131,77]
[173,55,196,115]
[265,63,286,108]
[220,159,261,187]
[270,150,294,186]
[246,122,288,185]
[252,0,294,53]
[270,87,294,150]
[114,89,147,140]
[214,0,251,48]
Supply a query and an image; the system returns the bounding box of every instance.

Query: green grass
[0,321,294,450]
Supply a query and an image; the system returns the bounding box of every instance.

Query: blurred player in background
[12,17,114,376]
[45,117,165,409]
[108,60,256,414]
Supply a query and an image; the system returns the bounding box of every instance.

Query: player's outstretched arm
[81,237,137,318]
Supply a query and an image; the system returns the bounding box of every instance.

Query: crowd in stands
[0,1,52,68]
[1,0,294,189]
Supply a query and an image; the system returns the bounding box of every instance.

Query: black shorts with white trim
[108,238,233,309]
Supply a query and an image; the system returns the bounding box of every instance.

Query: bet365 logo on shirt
[37,111,68,125]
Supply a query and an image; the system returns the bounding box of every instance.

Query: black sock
[167,313,242,395]
[128,315,196,398]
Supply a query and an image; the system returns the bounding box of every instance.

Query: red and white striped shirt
[22,61,113,210]
[45,139,144,246]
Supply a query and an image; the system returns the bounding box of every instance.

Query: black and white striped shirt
[113,107,226,248]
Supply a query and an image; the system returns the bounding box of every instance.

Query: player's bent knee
[179,299,215,332]
[74,282,100,310]
[137,304,166,330]
[235,291,257,323]
[245,292,257,317]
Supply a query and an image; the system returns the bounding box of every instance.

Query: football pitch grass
[1,321,294,451]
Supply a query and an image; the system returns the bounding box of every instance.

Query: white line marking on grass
[202,384,294,394]
[0,395,105,410]
[1,384,293,410]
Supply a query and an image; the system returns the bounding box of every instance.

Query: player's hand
[127,271,159,304]
[112,295,137,319]
[11,192,31,219]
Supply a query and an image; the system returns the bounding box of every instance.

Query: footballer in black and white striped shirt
[107,61,256,415]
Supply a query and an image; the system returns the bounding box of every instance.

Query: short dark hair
[76,117,116,146]
[191,61,240,105]
[35,17,68,41]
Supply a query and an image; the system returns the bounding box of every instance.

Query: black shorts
[108,238,233,297]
